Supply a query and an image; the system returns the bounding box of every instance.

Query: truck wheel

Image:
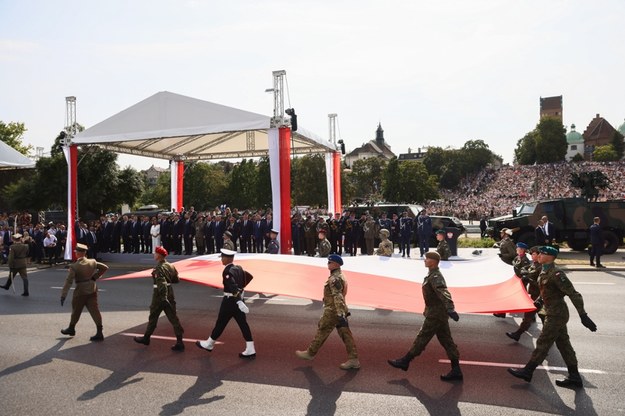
[518,232,536,248]
[603,231,619,255]
[568,239,588,252]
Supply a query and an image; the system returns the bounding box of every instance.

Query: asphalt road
[1,262,624,416]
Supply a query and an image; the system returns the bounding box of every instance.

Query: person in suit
[239,212,253,253]
[541,215,557,246]
[173,214,185,255]
[589,217,605,268]
[143,216,152,254]
[204,215,215,254]
[183,213,195,255]
[214,215,225,252]
[535,219,546,246]
[253,213,264,253]
[121,215,132,253]
[86,225,98,260]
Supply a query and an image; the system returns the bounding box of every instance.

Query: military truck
[488,198,625,254]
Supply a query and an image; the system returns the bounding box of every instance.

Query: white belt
[153,284,171,288]
[223,292,244,298]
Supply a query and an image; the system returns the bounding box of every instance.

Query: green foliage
[422,146,446,177]
[0,121,33,155]
[457,236,496,248]
[291,154,326,206]
[347,157,387,202]
[397,161,439,203]
[592,144,619,162]
[382,157,401,202]
[227,159,257,208]
[611,130,624,159]
[534,118,567,164]
[514,131,538,165]
[256,157,272,208]
[571,153,584,162]
[141,170,171,209]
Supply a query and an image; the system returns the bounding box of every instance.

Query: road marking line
[51,287,106,292]
[438,359,606,374]
[574,282,615,285]
[121,332,223,345]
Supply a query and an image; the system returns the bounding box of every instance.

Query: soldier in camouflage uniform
[435,230,451,260]
[508,245,597,388]
[317,229,332,258]
[296,254,360,370]
[376,229,393,257]
[134,246,185,351]
[506,245,541,341]
[388,251,463,381]
[60,243,109,341]
[222,231,236,251]
[265,229,280,254]
[498,228,516,265]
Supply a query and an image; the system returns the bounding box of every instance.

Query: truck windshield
[516,203,536,215]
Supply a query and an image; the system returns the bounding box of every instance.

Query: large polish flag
[105,253,535,314]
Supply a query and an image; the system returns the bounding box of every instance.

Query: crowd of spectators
[425,161,625,220]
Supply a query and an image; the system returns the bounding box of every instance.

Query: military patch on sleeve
[556,272,568,283]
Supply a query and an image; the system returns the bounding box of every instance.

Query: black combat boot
[506,331,521,341]
[61,325,76,336]
[507,361,538,382]
[387,353,413,371]
[441,359,463,381]
[493,313,506,318]
[133,335,150,345]
[90,326,104,342]
[21,279,29,296]
[1,275,12,290]
[555,366,583,388]
[171,335,185,351]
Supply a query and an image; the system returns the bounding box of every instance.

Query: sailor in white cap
[196,248,256,358]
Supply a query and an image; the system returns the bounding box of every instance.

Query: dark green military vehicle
[488,198,625,254]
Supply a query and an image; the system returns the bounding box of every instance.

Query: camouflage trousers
[307,308,358,359]
[408,315,459,361]
[145,290,184,338]
[530,315,577,367]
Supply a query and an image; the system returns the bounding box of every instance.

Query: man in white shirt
[43,231,58,265]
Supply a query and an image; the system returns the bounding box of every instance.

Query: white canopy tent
[72,91,335,160]
[0,140,36,170]
[68,91,342,257]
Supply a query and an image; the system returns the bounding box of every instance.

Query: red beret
[155,246,168,257]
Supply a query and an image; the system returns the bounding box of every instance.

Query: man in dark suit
[143,217,152,254]
[183,213,195,255]
[121,215,132,253]
[204,216,215,254]
[589,217,605,268]
[112,215,122,253]
[253,213,264,253]
[133,216,143,253]
[173,214,185,255]
[541,215,557,246]
[239,212,253,253]
[535,219,546,246]
[214,215,225,252]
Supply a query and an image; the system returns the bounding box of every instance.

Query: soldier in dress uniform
[329,212,343,255]
[508,245,597,388]
[506,245,542,341]
[265,229,280,254]
[435,230,451,260]
[196,248,256,358]
[498,228,516,265]
[222,231,236,251]
[363,214,378,255]
[1,233,30,295]
[60,243,109,341]
[388,251,463,381]
[296,254,360,370]
[376,229,393,257]
[134,246,185,351]
[317,229,332,258]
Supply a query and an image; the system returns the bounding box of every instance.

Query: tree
[534,118,567,164]
[291,154,326,206]
[422,147,446,177]
[180,162,227,211]
[227,159,257,209]
[348,157,387,203]
[610,130,624,159]
[514,131,538,165]
[141,170,171,209]
[461,140,494,175]
[0,121,33,155]
[256,157,273,209]
[593,144,619,162]
[382,157,401,202]
[397,161,439,203]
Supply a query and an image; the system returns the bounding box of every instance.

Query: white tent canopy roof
[73,91,336,160]
[0,140,36,170]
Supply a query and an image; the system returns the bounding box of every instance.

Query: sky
[1,0,624,171]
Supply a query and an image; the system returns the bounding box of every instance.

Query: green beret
[539,246,559,257]
[436,230,446,235]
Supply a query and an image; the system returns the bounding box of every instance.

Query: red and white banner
[170,160,184,212]
[268,127,292,253]
[63,144,78,261]
[106,254,535,314]
[325,151,342,215]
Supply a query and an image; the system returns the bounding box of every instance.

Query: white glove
[237,300,249,314]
